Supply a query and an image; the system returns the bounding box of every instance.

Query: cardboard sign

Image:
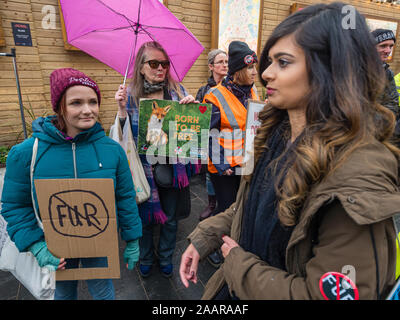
[11,22,32,46]
[34,179,120,281]
[137,99,212,161]
[243,100,265,163]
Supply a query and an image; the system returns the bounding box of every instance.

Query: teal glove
[123,239,140,270]
[28,241,60,271]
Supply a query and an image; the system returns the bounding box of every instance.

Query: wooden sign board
[34,178,120,281]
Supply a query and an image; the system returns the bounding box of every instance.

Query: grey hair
[208,49,227,65]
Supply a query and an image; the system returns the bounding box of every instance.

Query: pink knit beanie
[50,68,101,112]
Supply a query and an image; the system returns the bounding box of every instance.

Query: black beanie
[371,29,396,44]
[228,41,258,75]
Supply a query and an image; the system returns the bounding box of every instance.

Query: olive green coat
[189,140,400,299]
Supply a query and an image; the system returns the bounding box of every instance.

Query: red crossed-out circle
[319,272,359,300]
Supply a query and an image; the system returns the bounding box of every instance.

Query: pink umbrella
[59,0,204,84]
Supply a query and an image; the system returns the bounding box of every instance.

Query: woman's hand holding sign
[179,95,199,104]
[124,239,140,270]
[28,241,66,271]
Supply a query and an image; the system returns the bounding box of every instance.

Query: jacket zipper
[72,142,77,178]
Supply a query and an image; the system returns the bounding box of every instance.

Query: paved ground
[0,168,217,300]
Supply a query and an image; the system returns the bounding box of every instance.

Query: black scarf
[207,76,217,87]
[214,122,297,300]
[224,75,253,107]
[143,79,167,94]
[239,122,297,269]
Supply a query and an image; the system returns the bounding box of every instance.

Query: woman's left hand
[179,95,199,104]
[221,235,239,258]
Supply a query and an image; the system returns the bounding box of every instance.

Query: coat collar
[32,116,105,144]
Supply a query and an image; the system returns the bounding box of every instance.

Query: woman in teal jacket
[1,68,142,300]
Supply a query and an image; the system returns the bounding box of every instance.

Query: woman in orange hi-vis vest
[202,41,259,267]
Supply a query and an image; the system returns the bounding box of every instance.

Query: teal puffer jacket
[1,116,142,252]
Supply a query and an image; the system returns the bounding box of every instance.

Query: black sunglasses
[145,59,170,69]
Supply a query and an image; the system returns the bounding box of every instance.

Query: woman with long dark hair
[180,2,400,299]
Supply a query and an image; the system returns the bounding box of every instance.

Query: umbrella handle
[123,50,131,87]
[123,73,128,87]
[123,29,140,87]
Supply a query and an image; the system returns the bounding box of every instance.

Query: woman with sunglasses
[201,41,259,268]
[115,41,198,278]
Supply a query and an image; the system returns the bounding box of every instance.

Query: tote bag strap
[30,138,43,230]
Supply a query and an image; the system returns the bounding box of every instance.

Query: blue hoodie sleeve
[1,141,44,252]
[114,144,142,242]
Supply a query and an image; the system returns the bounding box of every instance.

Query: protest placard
[243,100,265,163]
[34,178,120,281]
[137,99,212,162]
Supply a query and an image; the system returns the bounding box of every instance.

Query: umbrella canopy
[59,0,204,82]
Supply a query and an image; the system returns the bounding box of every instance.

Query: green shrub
[0,146,10,165]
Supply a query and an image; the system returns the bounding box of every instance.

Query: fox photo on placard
[137,99,212,160]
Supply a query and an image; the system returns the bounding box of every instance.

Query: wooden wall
[1,0,400,146]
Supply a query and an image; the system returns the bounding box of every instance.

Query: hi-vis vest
[205,83,259,174]
[394,73,400,106]
[396,232,400,280]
